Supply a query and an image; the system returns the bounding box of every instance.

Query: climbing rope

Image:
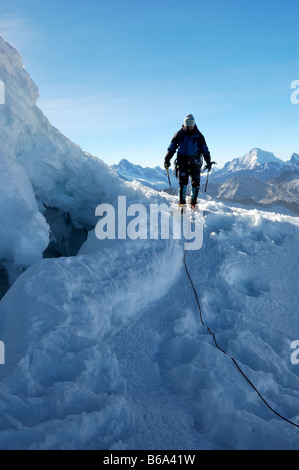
[183,247,299,430]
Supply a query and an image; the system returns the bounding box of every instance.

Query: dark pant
[177,156,201,203]
[178,156,201,187]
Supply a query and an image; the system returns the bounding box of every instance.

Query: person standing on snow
[164,114,212,207]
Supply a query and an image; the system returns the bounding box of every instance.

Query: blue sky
[0,0,298,168]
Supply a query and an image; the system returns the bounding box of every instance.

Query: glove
[164,157,171,169]
[206,161,212,171]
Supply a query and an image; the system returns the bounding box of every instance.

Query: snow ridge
[0,35,135,282]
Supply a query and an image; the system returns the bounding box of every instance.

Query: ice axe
[166,167,172,187]
[204,161,217,193]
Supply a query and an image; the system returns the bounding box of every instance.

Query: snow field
[0,193,298,449]
[0,195,183,449]
[110,196,299,450]
[181,199,299,448]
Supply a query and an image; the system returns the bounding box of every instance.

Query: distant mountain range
[212,149,299,183]
[112,149,299,214]
[112,158,178,190]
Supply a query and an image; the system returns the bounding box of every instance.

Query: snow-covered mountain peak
[230,148,282,171]
[116,158,141,173]
[112,158,175,190]
[212,148,287,183]
[118,157,133,166]
[290,153,299,165]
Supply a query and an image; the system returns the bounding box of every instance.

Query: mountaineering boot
[178,203,187,214]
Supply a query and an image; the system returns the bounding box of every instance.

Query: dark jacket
[165,125,211,166]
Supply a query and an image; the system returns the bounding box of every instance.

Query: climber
[164,114,212,207]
